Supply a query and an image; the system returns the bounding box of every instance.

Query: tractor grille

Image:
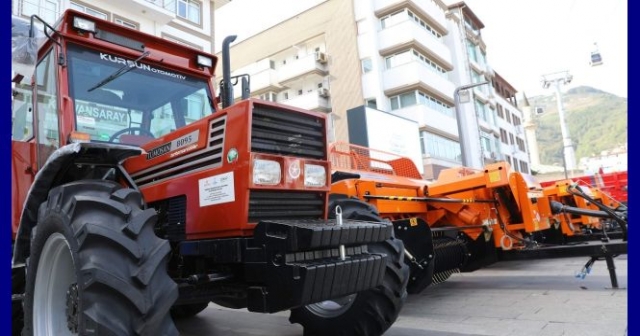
[249,191,325,223]
[251,105,326,160]
[132,116,226,187]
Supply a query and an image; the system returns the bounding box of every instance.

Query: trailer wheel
[22,180,178,336]
[289,196,409,335]
[170,302,209,319]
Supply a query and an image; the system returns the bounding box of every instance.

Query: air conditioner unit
[316,52,327,64]
[318,88,330,97]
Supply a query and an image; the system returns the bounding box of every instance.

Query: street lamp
[454,81,489,167]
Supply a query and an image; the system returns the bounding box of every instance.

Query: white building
[12,0,230,53]
[216,0,531,179]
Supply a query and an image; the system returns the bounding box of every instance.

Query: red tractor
[11,10,408,335]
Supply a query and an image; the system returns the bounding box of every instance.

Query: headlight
[304,164,326,187]
[253,159,281,185]
[73,17,96,33]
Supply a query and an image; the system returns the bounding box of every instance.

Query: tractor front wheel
[22,180,178,335]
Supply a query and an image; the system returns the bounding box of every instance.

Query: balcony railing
[280,89,331,112]
[378,20,452,69]
[383,60,455,101]
[278,53,328,84]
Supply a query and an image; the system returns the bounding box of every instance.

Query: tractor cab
[12,11,217,151]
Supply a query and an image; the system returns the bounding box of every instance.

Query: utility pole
[541,71,576,175]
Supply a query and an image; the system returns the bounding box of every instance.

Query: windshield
[67,43,214,146]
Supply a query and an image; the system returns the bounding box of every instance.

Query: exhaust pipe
[221,35,237,109]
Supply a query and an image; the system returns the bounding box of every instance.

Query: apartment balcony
[280,89,331,112]
[382,61,455,103]
[390,104,458,137]
[378,20,453,69]
[233,69,282,99]
[110,0,176,25]
[278,53,328,86]
[373,0,448,33]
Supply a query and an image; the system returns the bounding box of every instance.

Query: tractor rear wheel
[22,180,178,335]
[289,196,409,335]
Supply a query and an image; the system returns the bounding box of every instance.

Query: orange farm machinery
[329,143,627,293]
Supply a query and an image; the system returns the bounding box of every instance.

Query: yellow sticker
[559,186,567,194]
[409,218,418,227]
[489,171,501,183]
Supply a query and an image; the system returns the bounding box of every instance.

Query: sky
[216,0,628,99]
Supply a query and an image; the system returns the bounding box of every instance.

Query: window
[390,92,416,110]
[114,17,138,30]
[497,104,504,119]
[283,92,289,100]
[259,92,277,102]
[366,99,377,109]
[475,100,493,125]
[512,159,520,172]
[385,49,448,79]
[516,138,526,152]
[420,131,461,163]
[520,160,529,174]
[380,10,406,29]
[297,89,303,95]
[22,0,60,23]
[70,1,108,20]
[177,0,200,24]
[513,115,521,126]
[480,131,493,153]
[184,92,206,122]
[11,45,62,143]
[390,90,453,117]
[361,58,373,73]
[505,110,512,123]
[509,133,515,145]
[66,43,214,145]
[500,129,508,144]
[466,39,479,63]
[407,10,442,39]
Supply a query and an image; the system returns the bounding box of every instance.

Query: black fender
[12,142,142,265]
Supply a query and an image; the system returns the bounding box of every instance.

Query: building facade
[12,0,230,53]
[217,0,531,179]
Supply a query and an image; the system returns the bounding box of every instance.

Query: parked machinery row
[10,9,626,336]
[329,142,628,294]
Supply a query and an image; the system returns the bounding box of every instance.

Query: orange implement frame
[330,142,422,179]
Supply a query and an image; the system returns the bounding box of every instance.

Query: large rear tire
[22,180,178,335]
[289,196,409,335]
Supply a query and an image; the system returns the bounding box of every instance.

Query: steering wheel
[108,127,156,143]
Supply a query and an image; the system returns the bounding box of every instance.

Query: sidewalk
[176,255,628,336]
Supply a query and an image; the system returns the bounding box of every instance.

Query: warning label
[198,172,235,207]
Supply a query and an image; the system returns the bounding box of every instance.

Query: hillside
[529,86,627,166]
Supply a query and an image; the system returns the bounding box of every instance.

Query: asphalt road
[175,255,627,336]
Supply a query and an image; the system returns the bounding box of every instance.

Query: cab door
[11,48,61,238]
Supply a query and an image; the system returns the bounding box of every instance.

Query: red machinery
[11,11,408,335]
